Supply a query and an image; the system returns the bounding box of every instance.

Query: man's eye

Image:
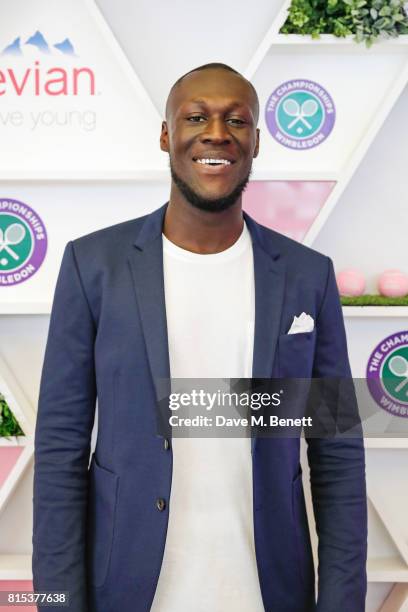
[186,116,245,125]
[227,118,245,125]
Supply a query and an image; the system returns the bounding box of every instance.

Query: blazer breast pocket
[277,330,316,378]
[87,455,119,588]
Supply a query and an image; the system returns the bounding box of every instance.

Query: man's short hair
[165,62,259,124]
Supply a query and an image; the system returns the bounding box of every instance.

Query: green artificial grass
[341,295,408,306]
[0,393,24,437]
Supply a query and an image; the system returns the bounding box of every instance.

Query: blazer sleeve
[306,257,368,612]
[32,241,97,612]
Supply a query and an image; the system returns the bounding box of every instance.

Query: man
[32,63,367,612]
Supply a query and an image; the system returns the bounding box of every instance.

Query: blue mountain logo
[26,30,51,54]
[2,37,22,56]
[1,31,77,56]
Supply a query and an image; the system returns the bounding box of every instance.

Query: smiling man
[33,63,367,612]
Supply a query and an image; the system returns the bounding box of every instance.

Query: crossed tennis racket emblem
[282,97,319,131]
[388,354,408,397]
[0,223,26,262]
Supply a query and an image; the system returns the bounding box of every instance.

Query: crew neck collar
[162,221,251,263]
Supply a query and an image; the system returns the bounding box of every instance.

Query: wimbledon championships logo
[366,331,408,418]
[265,79,335,150]
[0,198,47,286]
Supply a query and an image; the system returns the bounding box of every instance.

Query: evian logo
[0,30,96,96]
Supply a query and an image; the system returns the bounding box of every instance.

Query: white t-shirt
[150,221,265,612]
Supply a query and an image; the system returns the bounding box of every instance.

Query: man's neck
[163,196,244,255]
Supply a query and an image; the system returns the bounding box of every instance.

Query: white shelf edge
[2,304,407,317]
[364,438,408,449]
[0,169,170,182]
[367,557,408,582]
[0,554,32,581]
[0,437,28,447]
[0,170,338,182]
[0,304,52,315]
[0,305,406,318]
[342,306,408,317]
[272,34,408,46]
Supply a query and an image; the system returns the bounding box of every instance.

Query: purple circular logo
[265,79,336,150]
[0,198,47,286]
[366,331,408,418]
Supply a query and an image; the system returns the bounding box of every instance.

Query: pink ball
[378,270,408,297]
[336,268,366,297]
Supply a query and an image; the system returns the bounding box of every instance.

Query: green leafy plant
[0,393,24,438]
[280,0,408,46]
[341,294,408,305]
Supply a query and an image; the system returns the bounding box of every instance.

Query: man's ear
[253,128,260,159]
[160,121,169,153]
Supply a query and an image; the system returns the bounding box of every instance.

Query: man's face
[161,68,260,213]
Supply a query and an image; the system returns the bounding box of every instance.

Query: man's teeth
[196,158,231,165]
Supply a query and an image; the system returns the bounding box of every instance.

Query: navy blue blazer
[32,203,367,612]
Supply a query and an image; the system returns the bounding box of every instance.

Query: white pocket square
[288,312,314,334]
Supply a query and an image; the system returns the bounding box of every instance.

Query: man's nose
[200,118,231,144]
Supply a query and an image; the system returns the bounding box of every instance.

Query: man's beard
[169,159,252,213]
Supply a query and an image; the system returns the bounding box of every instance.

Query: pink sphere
[336,268,366,297]
[378,269,408,297]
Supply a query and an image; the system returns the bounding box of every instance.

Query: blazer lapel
[251,246,286,378]
[128,205,171,408]
[244,213,286,453]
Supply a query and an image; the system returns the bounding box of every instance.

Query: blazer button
[156,498,166,512]
[164,438,170,450]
